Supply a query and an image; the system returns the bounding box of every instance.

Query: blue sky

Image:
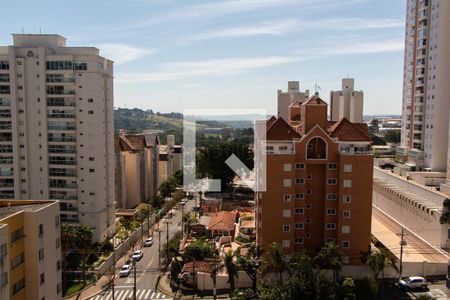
[2,0,406,115]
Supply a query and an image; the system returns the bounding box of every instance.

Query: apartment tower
[399,0,450,171]
[256,93,373,265]
[0,34,115,241]
[277,81,309,121]
[330,78,363,123]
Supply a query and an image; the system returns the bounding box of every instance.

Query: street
[89,197,194,300]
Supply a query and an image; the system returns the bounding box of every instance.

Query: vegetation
[370,134,387,146]
[440,212,450,224]
[197,140,254,190]
[224,250,238,296]
[237,243,264,295]
[183,238,215,261]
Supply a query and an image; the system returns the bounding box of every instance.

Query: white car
[132,250,144,261]
[144,237,154,247]
[399,276,428,290]
[119,264,132,277]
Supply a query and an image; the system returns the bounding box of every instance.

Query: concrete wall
[0,224,9,300]
[196,271,252,291]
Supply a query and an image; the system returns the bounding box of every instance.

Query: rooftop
[0,200,56,220]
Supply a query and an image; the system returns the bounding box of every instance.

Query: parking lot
[380,282,448,299]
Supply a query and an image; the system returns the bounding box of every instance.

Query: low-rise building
[158,135,182,187]
[0,200,62,300]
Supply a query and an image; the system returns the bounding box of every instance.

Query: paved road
[380,282,448,300]
[92,197,194,299]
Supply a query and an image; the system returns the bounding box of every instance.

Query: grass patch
[64,279,94,297]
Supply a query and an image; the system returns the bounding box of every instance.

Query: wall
[195,271,252,291]
[0,224,10,300]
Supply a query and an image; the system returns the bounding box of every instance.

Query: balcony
[0,75,9,83]
[0,192,14,199]
[0,168,13,176]
[49,181,77,189]
[0,99,10,107]
[47,98,75,107]
[60,204,78,212]
[49,158,76,166]
[46,75,75,83]
[50,193,77,200]
[60,215,79,223]
[47,112,76,119]
[47,124,75,131]
[0,86,10,95]
[0,179,14,188]
[47,86,75,95]
[0,145,12,153]
[340,146,372,155]
[0,157,13,164]
[49,169,77,177]
[48,145,76,154]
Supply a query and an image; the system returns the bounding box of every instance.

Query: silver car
[119,264,132,277]
[399,276,428,290]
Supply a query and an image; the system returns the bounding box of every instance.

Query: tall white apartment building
[277,81,309,121]
[0,34,115,241]
[399,0,450,171]
[330,78,363,123]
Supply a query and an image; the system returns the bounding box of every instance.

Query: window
[343,211,351,219]
[38,224,44,236]
[295,178,304,185]
[283,194,291,202]
[88,98,93,103]
[295,193,304,200]
[328,163,337,169]
[307,174,312,180]
[0,243,7,258]
[0,272,7,287]
[56,238,61,249]
[57,282,62,294]
[294,238,303,244]
[88,110,94,115]
[89,157,94,161]
[283,179,291,187]
[307,189,312,195]
[283,163,292,172]
[40,273,45,284]
[12,278,25,295]
[56,260,61,271]
[11,253,24,269]
[343,164,352,172]
[327,193,337,201]
[295,208,304,215]
[342,241,350,249]
[327,178,337,185]
[343,195,351,203]
[39,248,44,260]
[282,240,290,248]
[11,227,24,243]
[342,225,350,234]
[306,204,312,209]
[295,223,304,229]
[326,208,336,215]
[326,223,336,230]
[306,218,311,224]
[283,209,291,218]
[55,216,60,227]
[295,163,305,169]
[343,180,352,188]
[283,225,291,232]
[305,233,311,239]
[89,169,95,172]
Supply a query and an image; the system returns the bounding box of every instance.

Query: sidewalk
[64,223,157,300]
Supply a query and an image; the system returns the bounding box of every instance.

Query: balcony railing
[49,171,77,177]
[47,125,75,131]
[50,182,77,189]
[0,170,13,176]
[50,194,77,200]
[48,136,76,142]
[46,77,75,83]
[47,99,75,107]
[47,89,75,95]
[48,113,76,119]
[48,147,76,154]
[48,160,76,166]
[0,157,13,164]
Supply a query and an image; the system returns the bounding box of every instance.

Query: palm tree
[263,242,286,282]
[224,250,238,296]
[237,243,264,295]
[367,247,398,288]
[314,241,343,281]
[74,225,94,283]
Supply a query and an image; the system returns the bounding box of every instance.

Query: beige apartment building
[0,200,62,300]
[277,81,310,121]
[158,135,182,187]
[399,0,450,171]
[330,78,364,123]
[115,132,159,209]
[0,34,116,241]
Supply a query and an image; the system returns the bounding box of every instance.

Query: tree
[224,250,238,296]
[384,130,401,144]
[74,225,94,283]
[370,134,387,146]
[367,247,398,287]
[262,242,286,283]
[159,176,177,198]
[314,241,343,281]
[339,277,357,300]
[183,238,215,261]
[237,243,264,295]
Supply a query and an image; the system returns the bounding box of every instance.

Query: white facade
[400,0,450,171]
[330,78,363,123]
[277,81,309,121]
[0,34,115,241]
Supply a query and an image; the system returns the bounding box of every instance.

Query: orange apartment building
[256,93,373,265]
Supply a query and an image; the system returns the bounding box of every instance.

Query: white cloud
[96,43,155,65]
[190,19,299,41]
[117,56,297,83]
[304,18,403,30]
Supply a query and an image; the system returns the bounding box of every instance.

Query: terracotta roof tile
[265,117,301,140]
[303,94,328,105]
[288,100,302,107]
[182,261,213,273]
[266,116,276,128]
[329,118,371,141]
[208,211,236,231]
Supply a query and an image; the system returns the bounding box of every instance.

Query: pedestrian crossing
[91,288,169,300]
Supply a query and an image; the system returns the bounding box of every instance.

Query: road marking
[144,289,152,298]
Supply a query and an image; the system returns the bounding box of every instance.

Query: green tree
[262,242,286,283]
[384,130,401,144]
[224,250,238,296]
[159,176,177,198]
[339,277,357,300]
[237,243,264,295]
[370,134,387,145]
[314,241,343,281]
[183,238,215,261]
[74,225,94,283]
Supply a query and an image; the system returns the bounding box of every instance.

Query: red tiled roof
[265,117,301,140]
[208,211,236,231]
[182,261,214,273]
[266,116,276,128]
[303,94,327,105]
[288,100,302,107]
[329,118,371,141]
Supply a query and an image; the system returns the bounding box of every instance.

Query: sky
[1,0,406,115]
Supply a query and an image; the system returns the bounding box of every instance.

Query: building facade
[277,81,309,121]
[330,78,363,123]
[158,135,182,187]
[0,200,62,300]
[115,132,159,209]
[399,0,450,171]
[256,93,373,265]
[0,34,115,241]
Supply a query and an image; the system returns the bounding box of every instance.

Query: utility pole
[133,261,137,300]
[398,228,407,279]
[166,221,171,262]
[181,203,185,234]
[111,251,115,300]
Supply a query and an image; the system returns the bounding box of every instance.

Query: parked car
[144,237,154,247]
[126,257,135,266]
[119,264,132,277]
[399,276,428,290]
[132,250,144,261]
